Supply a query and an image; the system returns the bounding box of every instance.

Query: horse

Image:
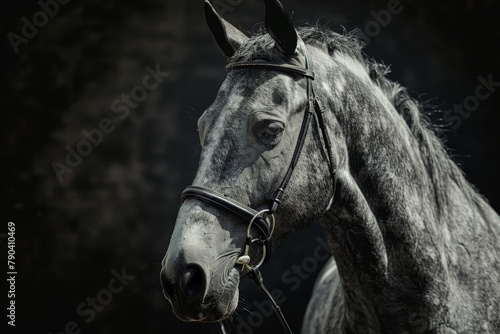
[161,1,500,333]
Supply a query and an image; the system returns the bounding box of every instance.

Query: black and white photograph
[2,0,499,333]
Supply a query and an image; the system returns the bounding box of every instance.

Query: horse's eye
[257,121,284,145]
[265,122,284,137]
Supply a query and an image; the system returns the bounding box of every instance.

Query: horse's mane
[229,25,480,218]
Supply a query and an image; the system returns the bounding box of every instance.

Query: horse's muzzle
[161,256,239,323]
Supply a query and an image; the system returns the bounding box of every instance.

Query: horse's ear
[204,0,248,57]
[263,0,298,55]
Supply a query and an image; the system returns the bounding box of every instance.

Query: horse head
[160,0,338,323]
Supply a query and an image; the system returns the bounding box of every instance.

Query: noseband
[181,50,337,333]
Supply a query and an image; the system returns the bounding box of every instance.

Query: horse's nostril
[182,264,206,299]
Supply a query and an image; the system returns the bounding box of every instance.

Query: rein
[181,50,337,334]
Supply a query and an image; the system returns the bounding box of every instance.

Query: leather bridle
[181,50,337,333]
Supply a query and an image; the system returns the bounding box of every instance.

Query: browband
[226,62,315,79]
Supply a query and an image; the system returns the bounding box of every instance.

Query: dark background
[1,0,499,333]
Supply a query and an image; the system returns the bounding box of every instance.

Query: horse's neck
[316,57,498,331]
